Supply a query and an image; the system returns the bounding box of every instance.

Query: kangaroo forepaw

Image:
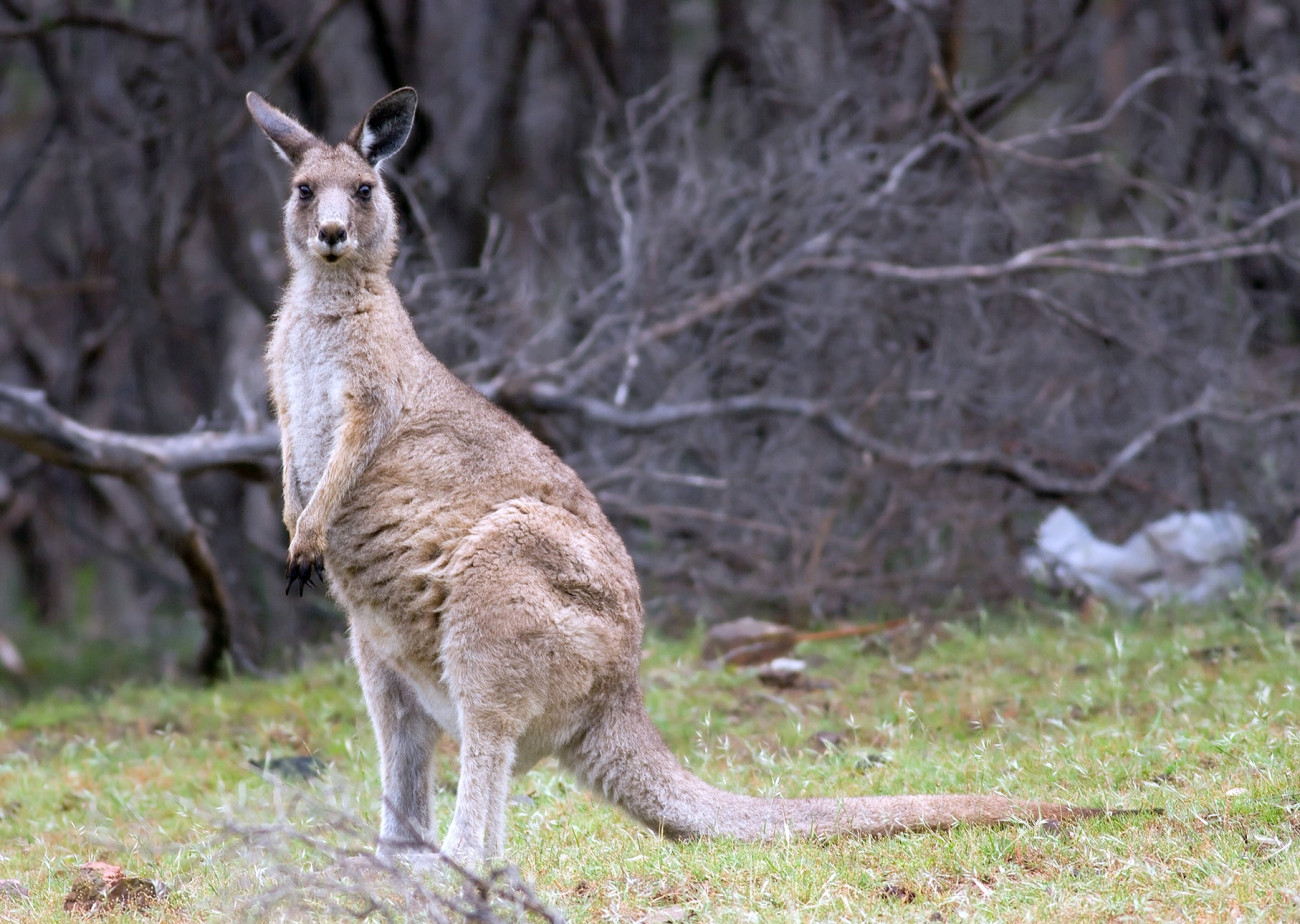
[285,556,325,596]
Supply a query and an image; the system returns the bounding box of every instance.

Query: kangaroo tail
[559,684,1115,841]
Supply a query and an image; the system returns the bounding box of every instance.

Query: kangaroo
[246,88,1114,864]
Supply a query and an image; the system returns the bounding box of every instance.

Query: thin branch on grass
[222,786,565,923]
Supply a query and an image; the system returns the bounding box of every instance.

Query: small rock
[806,731,845,753]
[65,862,123,912]
[1188,645,1240,665]
[855,753,890,772]
[106,877,159,911]
[250,754,326,779]
[0,879,28,898]
[757,656,807,688]
[878,883,916,903]
[639,906,693,924]
[702,617,797,665]
[757,658,834,691]
[0,630,24,677]
[64,862,159,913]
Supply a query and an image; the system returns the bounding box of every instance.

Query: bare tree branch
[544,0,621,117]
[509,382,1300,498]
[0,386,279,477]
[0,385,277,677]
[217,0,353,148]
[810,241,1288,283]
[956,0,1095,129]
[0,12,193,47]
[522,200,1297,394]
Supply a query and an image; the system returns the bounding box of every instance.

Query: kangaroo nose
[318,223,347,246]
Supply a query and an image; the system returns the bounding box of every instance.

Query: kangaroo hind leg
[441,708,520,862]
[354,636,442,858]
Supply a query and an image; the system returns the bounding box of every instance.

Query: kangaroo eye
[357,184,372,201]
[297,184,313,200]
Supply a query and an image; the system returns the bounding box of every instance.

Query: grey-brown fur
[246,88,1102,864]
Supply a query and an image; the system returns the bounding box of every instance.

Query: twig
[1016,286,1127,348]
[598,495,809,538]
[1003,65,1232,150]
[260,0,353,96]
[543,0,620,118]
[954,0,1095,129]
[863,132,965,209]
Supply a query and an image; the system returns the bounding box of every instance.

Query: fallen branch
[702,615,913,666]
[0,385,278,678]
[0,385,279,477]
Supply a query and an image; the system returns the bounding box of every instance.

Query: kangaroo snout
[315,219,351,262]
[319,222,348,246]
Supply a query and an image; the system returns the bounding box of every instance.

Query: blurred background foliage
[1,0,1299,696]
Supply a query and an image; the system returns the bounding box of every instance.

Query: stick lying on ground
[701,615,913,666]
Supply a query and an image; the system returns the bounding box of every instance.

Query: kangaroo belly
[348,599,459,732]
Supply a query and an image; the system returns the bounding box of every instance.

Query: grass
[2,586,1300,921]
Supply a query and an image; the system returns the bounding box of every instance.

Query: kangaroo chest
[275,311,358,503]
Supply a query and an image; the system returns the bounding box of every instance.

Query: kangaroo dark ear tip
[384,87,418,111]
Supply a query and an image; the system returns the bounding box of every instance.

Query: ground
[2,586,1299,921]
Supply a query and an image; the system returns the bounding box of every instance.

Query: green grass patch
[3,588,1300,921]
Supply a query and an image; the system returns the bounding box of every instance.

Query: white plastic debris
[1023,507,1256,611]
[0,630,23,677]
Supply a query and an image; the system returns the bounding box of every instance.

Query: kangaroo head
[245,88,417,272]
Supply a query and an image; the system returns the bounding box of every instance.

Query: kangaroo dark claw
[285,557,324,596]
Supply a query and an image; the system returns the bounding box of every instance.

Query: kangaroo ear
[246,92,318,164]
[349,88,417,168]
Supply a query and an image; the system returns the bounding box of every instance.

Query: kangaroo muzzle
[311,189,354,262]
